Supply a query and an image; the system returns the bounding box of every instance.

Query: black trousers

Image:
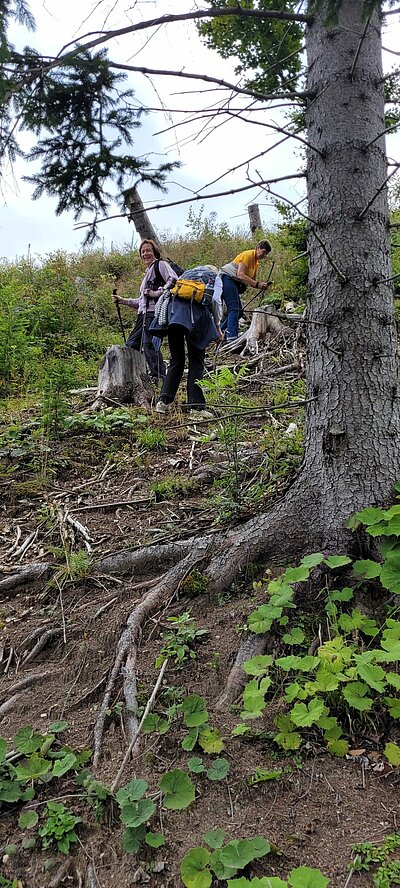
[126,311,166,382]
[160,324,206,408]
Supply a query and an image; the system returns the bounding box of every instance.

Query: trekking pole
[113,288,127,344]
[244,260,275,312]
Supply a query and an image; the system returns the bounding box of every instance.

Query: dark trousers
[160,324,206,408]
[126,311,165,382]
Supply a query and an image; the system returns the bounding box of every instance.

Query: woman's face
[140,242,156,266]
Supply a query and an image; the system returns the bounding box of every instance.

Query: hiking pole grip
[113,288,127,345]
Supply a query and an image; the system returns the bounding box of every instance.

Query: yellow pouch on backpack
[171,279,206,303]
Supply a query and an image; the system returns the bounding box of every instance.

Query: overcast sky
[1,1,399,262]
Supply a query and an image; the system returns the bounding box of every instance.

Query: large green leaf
[288,866,329,887]
[342,682,373,712]
[0,738,7,765]
[203,829,225,849]
[243,655,273,676]
[120,798,156,827]
[18,810,39,829]
[116,779,148,806]
[352,559,381,578]
[15,754,51,781]
[384,742,400,766]
[160,769,195,810]
[52,753,78,777]
[198,726,224,754]
[181,695,209,728]
[300,553,325,569]
[206,758,230,781]
[290,699,325,727]
[324,555,351,569]
[181,847,212,888]
[122,825,145,854]
[380,553,400,594]
[220,837,270,871]
[383,696,400,718]
[355,662,386,692]
[354,507,387,526]
[145,831,165,848]
[13,727,44,755]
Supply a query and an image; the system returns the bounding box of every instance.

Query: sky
[1,1,399,262]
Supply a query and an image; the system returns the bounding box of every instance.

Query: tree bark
[296,0,400,537]
[94,345,154,408]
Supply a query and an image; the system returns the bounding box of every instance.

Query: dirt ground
[1,360,399,888]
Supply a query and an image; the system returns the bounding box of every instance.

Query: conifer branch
[357,162,400,220]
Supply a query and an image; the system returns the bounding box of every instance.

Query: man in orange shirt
[220,240,272,341]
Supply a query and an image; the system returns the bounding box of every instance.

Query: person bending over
[220,240,272,342]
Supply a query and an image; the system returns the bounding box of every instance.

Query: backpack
[152,257,184,290]
[170,266,217,310]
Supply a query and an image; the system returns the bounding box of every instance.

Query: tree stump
[223,306,292,355]
[92,345,154,410]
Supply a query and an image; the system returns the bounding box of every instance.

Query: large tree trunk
[295,0,400,539]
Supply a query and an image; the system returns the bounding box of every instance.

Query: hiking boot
[155,400,172,414]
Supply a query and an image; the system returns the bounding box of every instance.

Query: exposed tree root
[0,562,51,593]
[93,544,212,769]
[48,858,74,888]
[216,632,267,709]
[0,670,60,719]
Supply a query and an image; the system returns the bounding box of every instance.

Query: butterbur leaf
[220,836,270,870]
[327,738,349,757]
[145,831,165,848]
[282,566,310,584]
[282,627,305,645]
[354,507,386,526]
[380,555,400,594]
[342,682,373,712]
[13,727,44,755]
[182,728,199,751]
[15,754,51,781]
[329,587,354,602]
[48,721,68,733]
[300,552,324,569]
[383,696,400,718]
[203,829,225,849]
[160,769,195,809]
[181,847,212,888]
[52,753,78,777]
[18,810,39,829]
[122,826,145,853]
[353,559,381,578]
[243,655,273,676]
[116,779,148,806]
[231,724,250,736]
[290,699,325,727]
[206,757,230,781]
[248,605,282,634]
[198,726,224,754]
[120,798,156,827]
[324,555,352,569]
[188,756,206,773]
[0,737,7,762]
[386,672,400,690]
[181,695,209,728]
[356,663,386,692]
[384,742,400,766]
[289,866,329,887]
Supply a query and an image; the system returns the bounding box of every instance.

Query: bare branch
[73,173,306,232]
[357,162,400,220]
[107,61,309,104]
[349,11,373,80]
[364,120,400,148]
[55,7,312,60]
